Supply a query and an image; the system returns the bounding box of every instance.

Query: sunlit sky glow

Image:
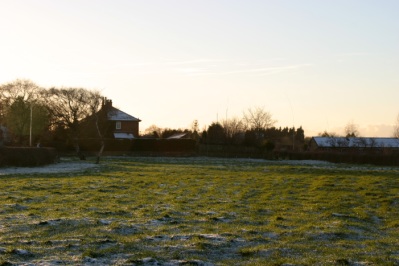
[1,0,398,137]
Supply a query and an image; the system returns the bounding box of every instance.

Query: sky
[1,0,398,137]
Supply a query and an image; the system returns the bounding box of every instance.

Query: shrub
[0,147,57,167]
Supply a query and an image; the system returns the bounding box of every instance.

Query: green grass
[0,156,398,265]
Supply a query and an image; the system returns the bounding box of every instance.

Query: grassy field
[0,156,398,265]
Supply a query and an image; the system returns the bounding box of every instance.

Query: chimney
[102,97,112,107]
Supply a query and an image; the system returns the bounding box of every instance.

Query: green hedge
[0,147,58,167]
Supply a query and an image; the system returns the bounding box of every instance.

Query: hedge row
[197,145,399,166]
[198,144,264,158]
[284,151,399,166]
[44,138,399,167]
[77,138,197,153]
[0,147,58,167]
[131,139,196,152]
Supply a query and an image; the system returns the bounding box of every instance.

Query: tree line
[1,79,397,158]
[146,106,306,151]
[0,79,108,160]
[0,79,306,152]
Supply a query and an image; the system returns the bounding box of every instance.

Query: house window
[116,121,121,130]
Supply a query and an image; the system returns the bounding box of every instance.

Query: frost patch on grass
[128,257,215,266]
[109,224,139,235]
[11,248,32,256]
[197,234,226,242]
[37,217,93,227]
[146,235,170,241]
[1,156,398,265]
[4,203,28,210]
[130,257,159,265]
[0,159,99,175]
[168,259,215,266]
[98,219,112,225]
[281,160,334,166]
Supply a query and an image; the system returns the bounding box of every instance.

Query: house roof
[312,137,399,148]
[167,133,188,139]
[107,106,141,122]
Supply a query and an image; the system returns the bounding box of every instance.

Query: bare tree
[43,87,102,159]
[318,131,338,137]
[243,106,276,131]
[0,80,50,146]
[222,117,245,144]
[0,79,40,103]
[190,120,200,141]
[88,94,106,164]
[344,121,360,137]
[0,79,41,125]
[144,125,163,138]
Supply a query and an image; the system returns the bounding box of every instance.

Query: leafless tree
[0,80,49,145]
[394,114,399,138]
[144,125,163,138]
[0,79,40,103]
[0,79,42,124]
[191,120,199,133]
[318,131,338,137]
[222,117,245,144]
[243,106,276,131]
[89,94,107,164]
[190,120,200,141]
[344,121,360,137]
[43,87,102,159]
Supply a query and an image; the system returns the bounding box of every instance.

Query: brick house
[101,99,141,139]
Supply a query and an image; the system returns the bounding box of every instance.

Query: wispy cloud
[335,52,371,57]
[88,59,223,75]
[173,62,313,77]
[217,64,313,76]
[53,59,313,77]
[163,58,224,66]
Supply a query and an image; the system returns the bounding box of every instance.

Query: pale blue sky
[1,0,398,136]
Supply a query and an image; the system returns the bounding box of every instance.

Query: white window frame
[116,121,121,130]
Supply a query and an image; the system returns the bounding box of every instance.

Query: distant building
[167,133,188,139]
[100,98,141,139]
[309,137,399,151]
[81,98,141,140]
[102,99,141,139]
